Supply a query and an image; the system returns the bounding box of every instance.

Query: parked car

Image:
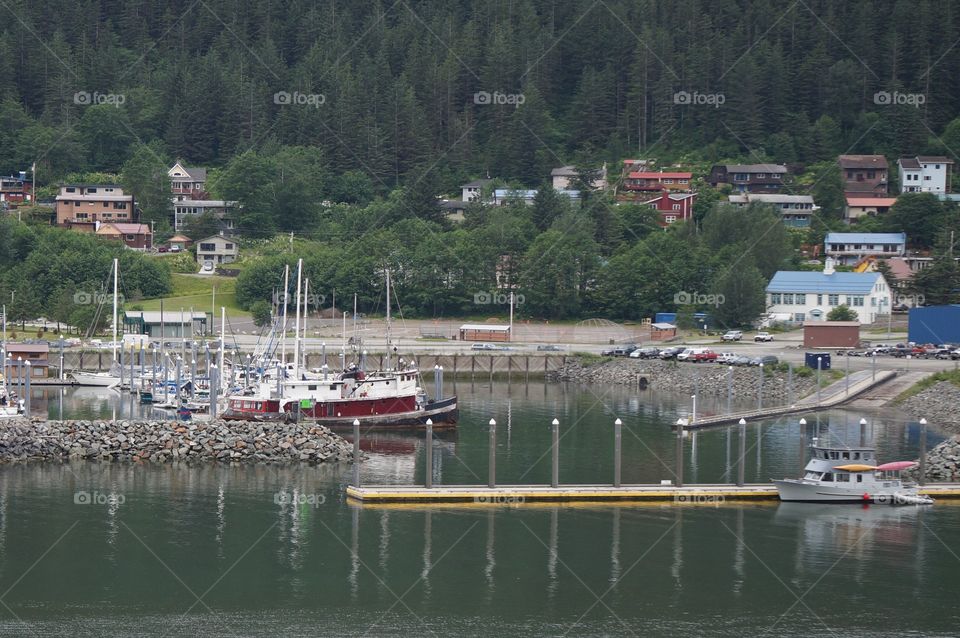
[754,332,774,342]
[951,349,960,360]
[602,344,638,357]
[659,346,685,360]
[472,343,497,351]
[721,330,743,342]
[716,352,738,365]
[749,355,779,366]
[536,345,563,352]
[675,348,697,362]
[692,349,718,363]
[629,347,660,359]
[731,356,752,366]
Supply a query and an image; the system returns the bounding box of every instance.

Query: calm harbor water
[0,381,957,636]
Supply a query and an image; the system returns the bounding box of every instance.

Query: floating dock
[346,482,960,504]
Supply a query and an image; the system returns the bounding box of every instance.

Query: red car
[693,349,718,363]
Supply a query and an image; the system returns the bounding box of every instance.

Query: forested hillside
[1,0,958,187]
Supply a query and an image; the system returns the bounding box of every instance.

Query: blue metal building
[907,305,960,344]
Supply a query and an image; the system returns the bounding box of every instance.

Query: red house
[0,175,31,206]
[646,190,697,226]
[623,171,692,193]
[95,222,153,250]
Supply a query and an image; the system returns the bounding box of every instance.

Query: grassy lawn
[894,369,960,403]
[137,275,248,317]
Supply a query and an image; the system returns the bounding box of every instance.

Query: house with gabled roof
[709,164,787,193]
[765,258,892,324]
[838,155,889,198]
[897,156,953,194]
[169,161,209,200]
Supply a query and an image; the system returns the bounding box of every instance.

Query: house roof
[729,194,814,204]
[628,171,691,179]
[168,234,192,242]
[766,271,881,294]
[551,165,578,177]
[61,183,123,189]
[824,232,906,245]
[169,162,208,181]
[651,322,676,330]
[649,192,696,203]
[4,343,49,353]
[898,157,922,169]
[885,257,914,280]
[917,156,953,164]
[721,164,786,174]
[125,311,208,323]
[845,197,898,207]
[838,154,888,169]
[198,234,236,244]
[461,179,492,188]
[459,324,511,331]
[96,223,150,235]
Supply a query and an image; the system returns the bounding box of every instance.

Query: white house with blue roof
[492,188,581,206]
[765,258,892,324]
[824,232,906,265]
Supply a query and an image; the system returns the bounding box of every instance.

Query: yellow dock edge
[345,484,960,504]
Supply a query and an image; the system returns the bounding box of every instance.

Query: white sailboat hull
[774,479,930,504]
[71,371,121,387]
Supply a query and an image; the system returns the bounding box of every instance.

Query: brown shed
[458,324,511,342]
[803,321,860,348]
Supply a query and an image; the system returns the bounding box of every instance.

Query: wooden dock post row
[346,412,960,505]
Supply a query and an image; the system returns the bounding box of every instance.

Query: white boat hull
[70,371,121,387]
[774,479,931,504]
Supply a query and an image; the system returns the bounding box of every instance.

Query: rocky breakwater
[0,419,355,464]
[904,435,960,482]
[548,358,818,402]
[896,381,960,434]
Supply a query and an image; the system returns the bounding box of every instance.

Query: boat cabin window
[330,385,337,391]
[829,451,839,460]
[841,452,850,460]
[856,475,863,482]
[836,473,850,482]
[822,472,834,481]
[308,385,317,391]
[804,471,822,480]
[853,452,860,460]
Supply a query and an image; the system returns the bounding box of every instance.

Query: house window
[672,204,681,210]
[936,164,941,169]
[756,173,766,178]
[125,235,135,241]
[828,294,839,306]
[663,179,674,184]
[795,294,806,304]
[199,243,216,251]
[66,187,76,193]
[114,202,126,209]
[771,293,782,304]
[679,179,689,184]
[848,296,864,307]
[734,173,748,181]
[817,294,823,305]
[88,187,97,193]
[794,312,805,322]
[225,243,234,250]
[783,293,794,304]
[664,215,677,224]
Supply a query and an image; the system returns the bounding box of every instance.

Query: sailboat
[223,265,458,427]
[0,305,23,418]
[71,258,121,387]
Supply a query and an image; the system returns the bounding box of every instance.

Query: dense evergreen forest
[2,0,959,186]
[3,0,960,325]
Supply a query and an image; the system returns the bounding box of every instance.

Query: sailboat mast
[293,258,303,379]
[385,268,391,370]
[2,304,7,397]
[281,265,289,368]
[112,257,118,363]
[302,278,309,371]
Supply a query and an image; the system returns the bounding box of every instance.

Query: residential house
[3,343,49,381]
[172,199,236,232]
[621,171,692,202]
[167,234,193,251]
[708,164,787,193]
[838,155,888,198]
[844,196,897,222]
[55,184,134,229]
[460,179,493,203]
[823,232,906,266]
[727,193,817,227]
[0,173,31,206]
[95,222,153,250]
[123,310,209,338]
[898,156,953,194]
[550,164,607,191]
[169,161,208,200]
[765,258,892,324]
[492,189,581,206]
[196,234,238,266]
[645,190,697,226]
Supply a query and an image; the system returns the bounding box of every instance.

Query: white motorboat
[774,440,933,505]
[70,370,121,387]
